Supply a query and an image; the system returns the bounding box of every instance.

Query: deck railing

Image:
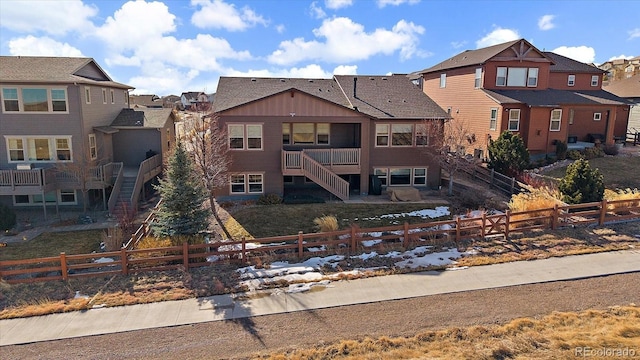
[130,154,163,210]
[301,153,350,200]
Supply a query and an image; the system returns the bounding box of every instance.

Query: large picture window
[496,68,539,87]
[6,136,73,162]
[14,190,77,206]
[389,168,411,186]
[391,124,413,146]
[374,167,428,187]
[1,87,68,113]
[283,123,330,145]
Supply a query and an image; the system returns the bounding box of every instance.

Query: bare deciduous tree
[422,119,477,196]
[183,111,232,237]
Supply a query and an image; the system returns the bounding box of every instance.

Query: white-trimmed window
[489,108,498,130]
[496,67,507,86]
[228,124,263,150]
[102,88,107,104]
[474,68,482,88]
[440,73,446,88]
[391,124,413,146]
[247,125,262,149]
[415,124,429,146]
[376,124,389,146]
[123,90,128,105]
[230,173,263,194]
[549,109,562,131]
[497,67,539,87]
[413,168,427,186]
[89,134,97,160]
[6,136,73,162]
[527,68,538,87]
[508,109,520,131]
[374,168,388,186]
[593,112,602,121]
[2,87,68,113]
[591,75,599,87]
[110,89,115,104]
[85,87,91,104]
[568,74,576,86]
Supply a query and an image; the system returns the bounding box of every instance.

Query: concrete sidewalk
[1,250,639,346]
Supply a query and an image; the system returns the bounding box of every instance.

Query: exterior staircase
[112,175,137,220]
[300,152,349,200]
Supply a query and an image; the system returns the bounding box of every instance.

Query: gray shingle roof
[213,77,350,113]
[603,74,640,98]
[0,56,132,89]
[335,75,450,119]
[414,39,523,74]
[110,108,174,128]
[482,88,629,106]
[543,52,604,73]
[213,75,449,120]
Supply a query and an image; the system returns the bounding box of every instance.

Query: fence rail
[2,198,639,284]
[458,164,525,196]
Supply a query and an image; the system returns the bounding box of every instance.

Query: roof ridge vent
[280,78,285,82]
[251,78,256,81]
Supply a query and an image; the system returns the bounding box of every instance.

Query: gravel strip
[3,272,639,360]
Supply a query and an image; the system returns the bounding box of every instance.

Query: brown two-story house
[413,39,630,158]
[212,75,450,201]
[0,56,173,217]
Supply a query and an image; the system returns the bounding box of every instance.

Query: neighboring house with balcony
[212,75,450,201]
[412,39,630,158]
[0,56,170,218]
[604,74,640,142]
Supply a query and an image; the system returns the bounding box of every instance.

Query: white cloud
[608,54,633,61]
[96,0,177,52]
[276,24,286,34]
[476,27,520,48]
[224,64,334,79]
[450,41,467,49]
[310,2,327,19]
[0,0,97,36]
[629,28,640,40]
[8,36,84,57]
[325,0,353,9]
[538,15,555,31]
[191,0,267,31]
[267,17,425,65]
[552,46,596,64]
[377,0,420,8]
[333,65,358,75]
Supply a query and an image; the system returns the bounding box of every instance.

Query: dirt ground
[3,272,638,360]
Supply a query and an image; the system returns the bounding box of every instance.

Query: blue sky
[1,0,638,96]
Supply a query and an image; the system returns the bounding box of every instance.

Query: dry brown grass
[257,306,640,359]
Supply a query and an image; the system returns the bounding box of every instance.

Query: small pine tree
[151,141,209,241]
[558,158,604,204]
[487,131,530,176]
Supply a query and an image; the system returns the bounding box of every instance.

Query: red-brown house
[212,75,450,201]
[413,39,630,158]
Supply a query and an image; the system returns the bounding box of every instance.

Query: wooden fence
[1,198,639,284]
[459,164,526,196]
